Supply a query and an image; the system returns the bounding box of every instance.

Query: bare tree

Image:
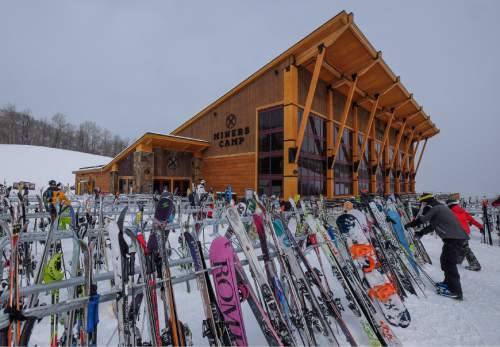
[0,104,128,156]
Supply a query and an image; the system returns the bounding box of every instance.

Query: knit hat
[446,199,459,207]
[417,193,434,202]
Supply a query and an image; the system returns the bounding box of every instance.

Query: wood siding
[153,148,192,177]
[176,61,288,157]
[201,153,256,196]
[75,171,111,193]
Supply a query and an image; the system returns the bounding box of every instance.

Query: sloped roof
[172,10,438,140]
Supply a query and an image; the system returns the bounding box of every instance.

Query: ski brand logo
[212,258,245,345]
[213,114,250,148]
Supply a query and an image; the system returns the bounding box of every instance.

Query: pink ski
[209,236,248,346]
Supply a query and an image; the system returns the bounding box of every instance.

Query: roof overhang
[73,132,209,175]
[172,10,439,140]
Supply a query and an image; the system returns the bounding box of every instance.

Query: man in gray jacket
[405,193,469,300]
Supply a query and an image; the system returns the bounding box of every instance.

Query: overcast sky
[1,1,498,197]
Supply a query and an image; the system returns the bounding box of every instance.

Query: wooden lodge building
[74,11,439,199]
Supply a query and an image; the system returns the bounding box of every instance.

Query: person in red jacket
[446,199,483,271]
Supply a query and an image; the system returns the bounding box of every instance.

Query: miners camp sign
[213,114,250,148]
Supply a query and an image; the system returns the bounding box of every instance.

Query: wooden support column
[330,75,358,168]
[394,150,401,194]
[409,139,421,192]
[384,143,390,195]
[294,46,325,163]
[400,128,416,193]
[374,111,395,172]
[352,105,359,196]
[369,120,377,193]
[283,64,299,199]
[390,119,408,172]
[110,163,119,194]
[414,138,428,189]
[355,95,379,174]
[326,88,335,198]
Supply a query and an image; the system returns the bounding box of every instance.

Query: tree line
[0,104,129,157]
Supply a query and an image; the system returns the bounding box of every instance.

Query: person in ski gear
[405,193,469,300]
[492,195,500,208]
[225,185,233,204]
[43,180,59,220]
[446,199,483,271]
[196,179,207,203]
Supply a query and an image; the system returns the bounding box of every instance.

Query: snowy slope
[0,144,111,191]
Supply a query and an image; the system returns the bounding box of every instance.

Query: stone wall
[133,151,154,193]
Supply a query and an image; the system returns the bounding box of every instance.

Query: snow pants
[457,241,481,268]
[440,239,465,295]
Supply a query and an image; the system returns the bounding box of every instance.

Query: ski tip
[117,206,128,232]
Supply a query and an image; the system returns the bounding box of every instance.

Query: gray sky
[1,1,499,197]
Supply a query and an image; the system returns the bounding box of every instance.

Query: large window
[297,110,326,197]
[334,126,353,195]
[258,106,283,197]
[375,142,384,195]
[399,150,405,192]
[358,134,370,193]
[389,147,395,193]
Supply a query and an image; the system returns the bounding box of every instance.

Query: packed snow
[0,144,111,191]
[3,145,500,346]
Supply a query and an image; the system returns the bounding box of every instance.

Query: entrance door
[172,179,190,196]
[153,179,172,194]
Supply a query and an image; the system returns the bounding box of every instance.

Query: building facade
[74,11,439,199]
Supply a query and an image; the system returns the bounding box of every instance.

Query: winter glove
[479,227,485,234]
[414,231,424,239]
[404,221,418,229]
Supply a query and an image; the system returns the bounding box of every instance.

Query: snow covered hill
[0,144,111,191]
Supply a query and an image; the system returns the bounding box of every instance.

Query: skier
[196,179,207,203]
[405,193,469,300]
[492,195,500,207]
[446,199,483,271]
[43,180,59,221]
[225,185,233,204]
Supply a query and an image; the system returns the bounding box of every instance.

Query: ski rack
[0,249,278,322]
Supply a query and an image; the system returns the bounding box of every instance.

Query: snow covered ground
[395,227,500,346]
[25,214,500,347]
[0,144,111,191]
[3,144,499,346]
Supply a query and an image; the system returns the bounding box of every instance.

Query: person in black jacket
[405,193,469,300]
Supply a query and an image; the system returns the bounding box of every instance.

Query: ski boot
[464,264,481,271]
[435,281,448,290]
[436,286,462,301]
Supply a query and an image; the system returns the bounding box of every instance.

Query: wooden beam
[374,110,395,171]
[330,74,358,168]
[330,77,367,98]
[355,95,379,174]
[390,118,408,171]
[294,46,325,163]
[384,96,412,113]
[400,128,416,174]
[358,77,400,106]
[394,107,422,122]
[352,105,359,196]
[296,22,351,65]
[326,88,334,198]
[369,118,377,193]
[283,64,299,199]
[322,59,342,79]
[356,53,381,77]
[414,138,428,176]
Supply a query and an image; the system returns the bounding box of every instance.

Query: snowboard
[337,212,411,328]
